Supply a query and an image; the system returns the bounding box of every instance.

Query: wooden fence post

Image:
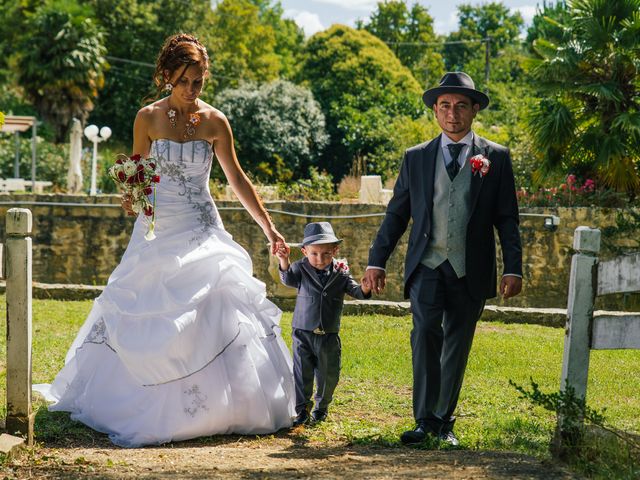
[5,208,34,445]
[555,226,600,451]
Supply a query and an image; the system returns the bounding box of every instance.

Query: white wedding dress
[34,139,295,447]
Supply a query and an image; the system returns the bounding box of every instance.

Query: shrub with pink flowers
[516,174,626,208]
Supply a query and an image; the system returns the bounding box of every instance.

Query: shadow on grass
[33,405,297,450]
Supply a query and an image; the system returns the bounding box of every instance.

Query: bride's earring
[164,83,173,92]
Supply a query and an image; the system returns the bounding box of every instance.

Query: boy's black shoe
[293,410,310,427]
[438,430,459,446]
[310,410,327,423]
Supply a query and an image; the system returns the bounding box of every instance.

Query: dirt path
[3,434,579,479]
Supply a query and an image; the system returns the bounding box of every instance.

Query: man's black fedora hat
[422,72,490,110]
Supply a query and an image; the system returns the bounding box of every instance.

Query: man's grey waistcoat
[279,257,371,333]
[421,145,472,277]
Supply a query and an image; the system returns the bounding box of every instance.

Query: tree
[86,0,215,142]
[299,25,424,181]
[444,2,524,71]
[215,80,328,182]
[360,1,444,88]
[206,0,280,93]
[527,0,640,194]
[525,1,570,46]
[15,2,107,143]
[251,0,305,79]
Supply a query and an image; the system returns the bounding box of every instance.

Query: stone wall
[0,193,637,310]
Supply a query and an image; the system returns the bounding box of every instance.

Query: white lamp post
[83,124,112,196]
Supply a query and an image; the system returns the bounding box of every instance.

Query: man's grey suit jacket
[280,257,371,333]
[368,133,523,300]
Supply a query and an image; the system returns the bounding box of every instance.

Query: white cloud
[434,11,458,35]
[515,5,537,25]
[311,0,377,11]
[285,10,325,36]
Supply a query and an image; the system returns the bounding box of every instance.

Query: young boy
[276,222,372,426]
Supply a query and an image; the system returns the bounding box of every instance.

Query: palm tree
[15,7,107,143]
[527,0,640,194]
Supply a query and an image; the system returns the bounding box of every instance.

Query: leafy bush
[216,80,328,183]
[277,167,337,201]
[511,378,640,479]
[516,174,628,208]
[0,135,68,190]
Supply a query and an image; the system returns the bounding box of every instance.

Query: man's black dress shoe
[400,422,432,444]
[438,430,459,446]
[311,410,327,423]
[293,410,310,426]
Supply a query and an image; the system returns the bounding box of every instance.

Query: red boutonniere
[333,258,349,274]
[470,154,491,177]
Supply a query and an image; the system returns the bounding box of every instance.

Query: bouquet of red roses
[109,153,160,240]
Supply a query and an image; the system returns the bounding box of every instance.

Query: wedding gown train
[34,139,295,447]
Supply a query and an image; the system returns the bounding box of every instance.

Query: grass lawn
[0,296,638,469]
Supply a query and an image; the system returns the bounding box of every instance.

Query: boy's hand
[360,276,372,295]
[275,243,291,271]
[275,243,290,259]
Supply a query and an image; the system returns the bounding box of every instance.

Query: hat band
[303,233,341,245]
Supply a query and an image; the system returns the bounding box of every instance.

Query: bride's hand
[265,226,286,255]
[120,194,136,217]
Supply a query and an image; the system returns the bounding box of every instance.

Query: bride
[34,33,295,447]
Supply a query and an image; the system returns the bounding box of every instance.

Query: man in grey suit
[364,72,523,446]
[277,222,371,426]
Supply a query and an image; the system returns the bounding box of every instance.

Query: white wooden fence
[559,226,640,436]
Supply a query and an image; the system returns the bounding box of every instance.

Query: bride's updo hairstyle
[151,33,209,98]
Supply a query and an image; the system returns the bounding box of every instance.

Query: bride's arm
[212,112,284,253]
[132,108,152,157]
[120,108,154,216]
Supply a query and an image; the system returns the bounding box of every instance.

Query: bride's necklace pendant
[184,113,201,139]
[167,108,177,129]
[166,107,200,139]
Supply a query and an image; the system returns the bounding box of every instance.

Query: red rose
[126,175,135,184]
[137,164,144,172]
[144,186,153,195]
[470,154,491,177]
[152,175,160,183]
[144,205,153,216]
[130,154,141,162]
[118,171,126,182]
[149,162,156,169]
[136,171,145,183]
[116,158,124,165]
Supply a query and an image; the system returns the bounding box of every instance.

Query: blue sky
[279,0,541,36]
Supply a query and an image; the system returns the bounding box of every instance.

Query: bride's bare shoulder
[197,101,228,124]
[137,98,168,118]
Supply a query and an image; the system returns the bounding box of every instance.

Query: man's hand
[500,275,522,299]
[363,268,386,295]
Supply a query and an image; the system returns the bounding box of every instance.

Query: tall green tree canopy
[215,80,328,182]
[15,1,107,143]
[86,0,214,142]
[444,2,524,70]
[525,1,569,46]
[359,0,445,88]
[527,0,640,193]
[299,25,424,180]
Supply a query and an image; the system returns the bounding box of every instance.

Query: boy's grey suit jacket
[279,257,371,333]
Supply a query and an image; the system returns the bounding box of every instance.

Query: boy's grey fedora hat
[302,222,342,246]
[422,71,490,110]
